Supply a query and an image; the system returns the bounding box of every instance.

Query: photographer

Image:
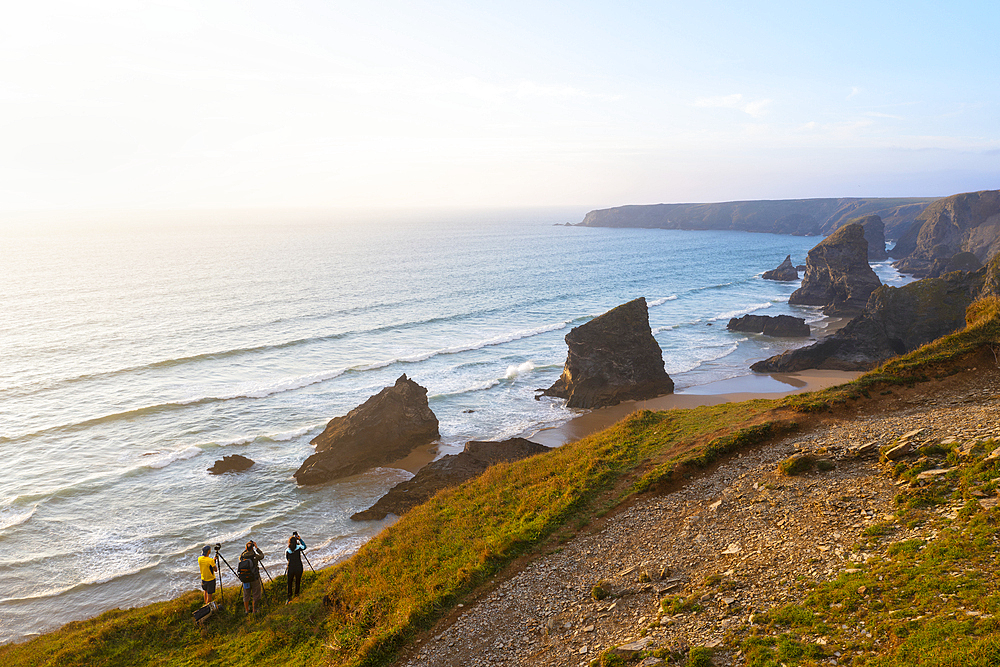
[197,545,217,605]
[285,531,307,603]
[237,540,265,614]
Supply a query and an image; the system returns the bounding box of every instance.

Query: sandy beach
[528,369,861,447]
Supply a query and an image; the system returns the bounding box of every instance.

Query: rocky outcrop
[788,223,881,316]
[751,267,988,372]
[761,255,798,281]
[578,197,936,237]
[208,454,254,474]
[848,215,888,261]
[892,190,1000,276]
[902,250,985,280]
[727,314,810,337]
[294,374,439,485]
[540,298,674,409]
[351,438,549,521]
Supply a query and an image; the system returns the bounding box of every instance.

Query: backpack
[237,557,255,583]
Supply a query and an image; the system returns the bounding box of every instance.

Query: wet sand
[528,370,861,448]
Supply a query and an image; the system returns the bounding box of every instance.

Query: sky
[1,0,998,215]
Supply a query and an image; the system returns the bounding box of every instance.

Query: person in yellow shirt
[198,545,217,605]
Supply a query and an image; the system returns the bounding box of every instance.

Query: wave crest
[142,446,202,470]
[711,302,773,321]
[505,361,536,379]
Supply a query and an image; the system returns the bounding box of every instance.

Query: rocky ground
[397,368,1000,667]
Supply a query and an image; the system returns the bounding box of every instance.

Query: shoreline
[528,369,861,448]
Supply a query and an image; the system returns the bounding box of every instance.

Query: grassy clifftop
[5,297,1000,667]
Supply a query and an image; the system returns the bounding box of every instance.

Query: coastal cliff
[753,263,994,372]
[8,297,1000,667]
[578,197,934,238]
[892,189,1000,276]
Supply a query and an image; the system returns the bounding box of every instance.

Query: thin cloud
[693,93,744,108]
[742,99,772,118]
[515,81,621,101]
[847,86,861,99]
[442,77,620,103]
[693,93,771,117]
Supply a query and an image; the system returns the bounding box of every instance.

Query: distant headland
[577,196,937,240]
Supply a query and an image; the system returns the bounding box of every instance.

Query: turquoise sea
[0,208,910,643]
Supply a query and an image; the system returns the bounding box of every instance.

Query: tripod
[214,546,239,609]
[292,532,316,575]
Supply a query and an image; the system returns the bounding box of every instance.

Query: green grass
[5,295,1000,666]
[734,430,1000,666]
[1,402,783,667]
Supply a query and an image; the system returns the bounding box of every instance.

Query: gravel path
[399,369,1000,667]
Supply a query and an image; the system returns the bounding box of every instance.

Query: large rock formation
[761,255,798,281]
[351,438,550,521]
[751,267,989,372]
[578,197,936,237]
[540,298,674,409]
[788,223,881,316]
[294,374,439,485]
[849,215,889,261]
[727,314,810,337]
[892,190,1000,275]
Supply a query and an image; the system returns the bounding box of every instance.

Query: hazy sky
[2,0,998,213]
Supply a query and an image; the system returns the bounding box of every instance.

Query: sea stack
[761,255,798,281]
[540,297,673,409]
[789,223,881,316]
[293,374,439,485]
[850,215,889,261]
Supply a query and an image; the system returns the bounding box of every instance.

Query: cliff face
[788,223,881,316]
[752,266,989,372]
[294,374,440,485]
[579,197,935,237]
[892,190,1000,276]
[541,297,674,409]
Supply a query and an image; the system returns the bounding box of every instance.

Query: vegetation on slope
[736,436,1000,667]
[4,296,1000,667]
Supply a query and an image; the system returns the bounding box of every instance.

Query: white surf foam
[647,295,678,307]
[505,361,536,379]
[711,302,773,321]
[143,445,202,469]
[0,504,36,532]
[666,341,742,374]
[179,368,348,405]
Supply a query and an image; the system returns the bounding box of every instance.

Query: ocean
[0,208,910,643]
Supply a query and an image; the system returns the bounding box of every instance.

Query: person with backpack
[285,531,307,603]
[237,540,265,614]
[197,545,217,605]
